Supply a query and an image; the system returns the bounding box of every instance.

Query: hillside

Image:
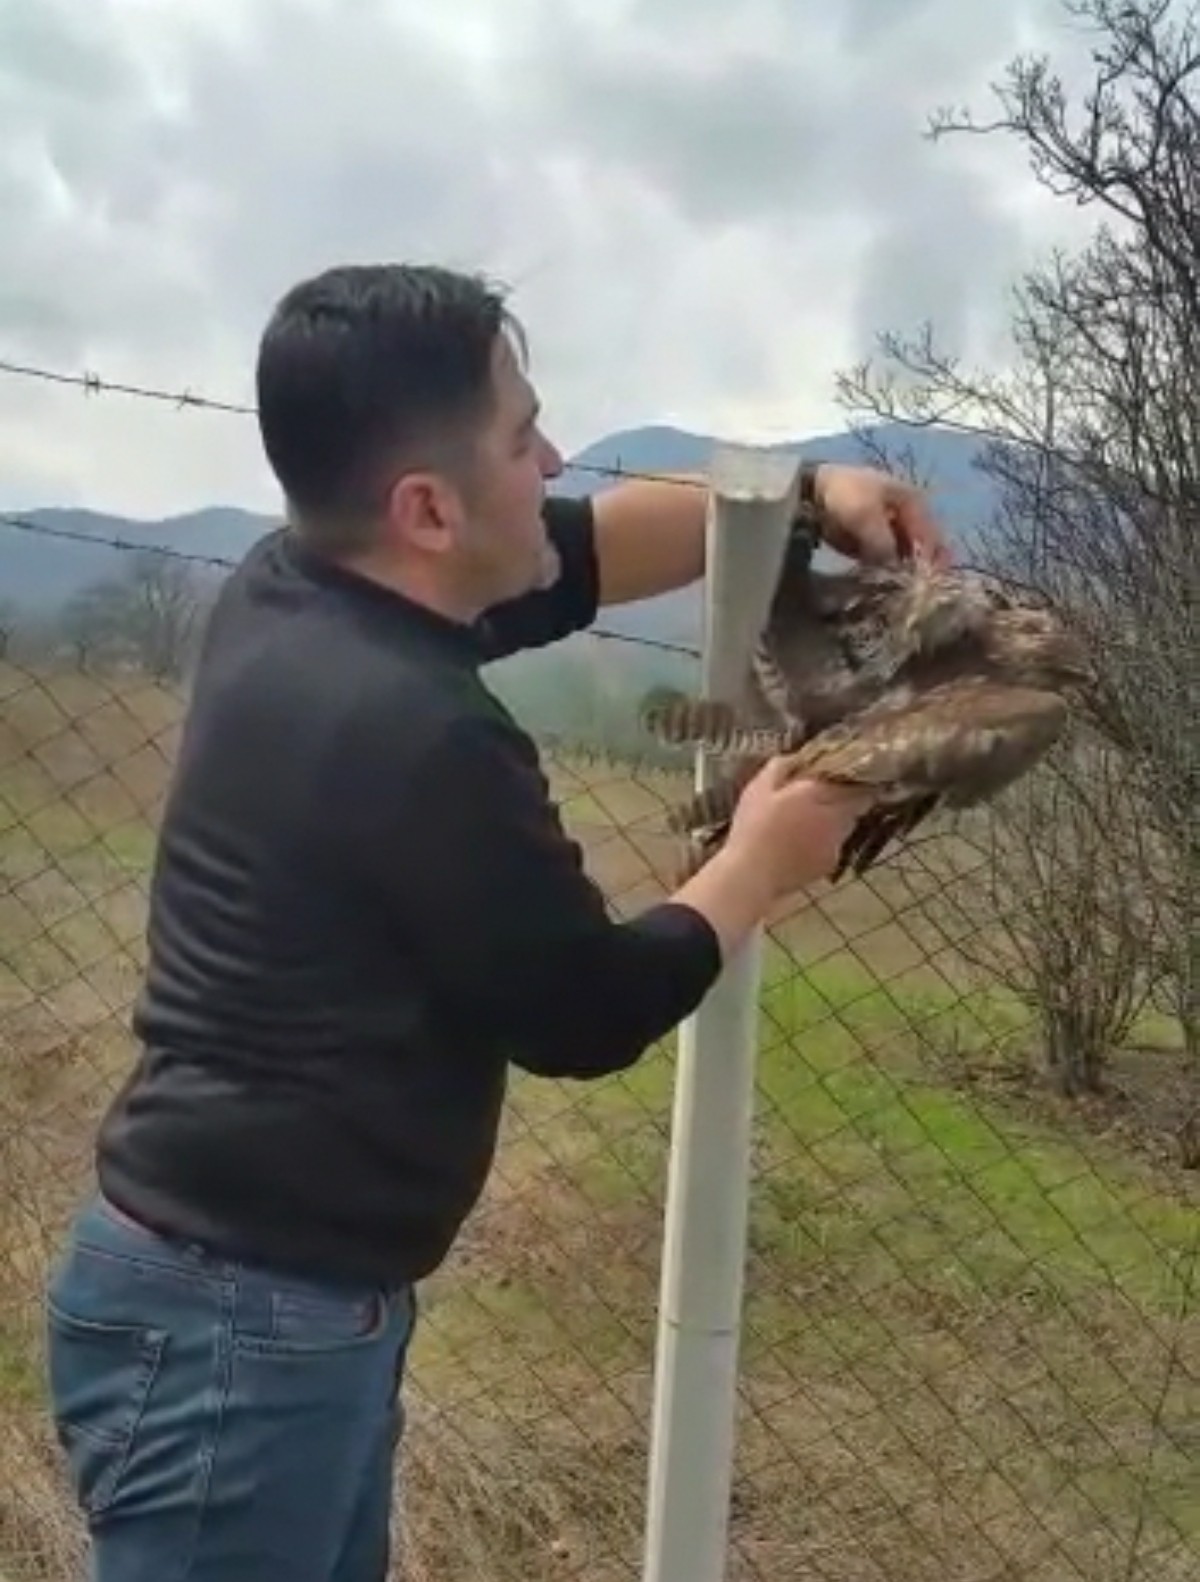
[2,422,996,647]
[0,505,271,613]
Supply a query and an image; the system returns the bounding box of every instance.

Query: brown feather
[640,530,1093,881]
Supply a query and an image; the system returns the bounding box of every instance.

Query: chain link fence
[2,616,1197,1581]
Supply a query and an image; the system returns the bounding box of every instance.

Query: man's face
[376,331,565,615]
[452,334,565,608]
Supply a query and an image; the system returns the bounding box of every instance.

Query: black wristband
[792,460,825,549]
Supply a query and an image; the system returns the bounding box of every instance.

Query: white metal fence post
[641,444,803,1582]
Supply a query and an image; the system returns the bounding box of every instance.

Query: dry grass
[2,660,1198,1581]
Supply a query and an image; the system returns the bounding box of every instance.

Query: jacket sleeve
[363,709,723,1079]
[473,494,600,660]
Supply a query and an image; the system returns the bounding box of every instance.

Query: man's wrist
[673,841,779,960]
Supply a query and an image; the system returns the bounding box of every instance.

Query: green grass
[0,1322,38,1409]
[602,959,1196,1304]
[410,959,1199,1578]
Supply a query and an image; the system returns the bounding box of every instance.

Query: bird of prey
[639,522,1093,882]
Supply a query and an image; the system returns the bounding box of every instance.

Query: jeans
[43,1194,417,1582]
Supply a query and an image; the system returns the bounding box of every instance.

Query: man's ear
[383,469,465,556]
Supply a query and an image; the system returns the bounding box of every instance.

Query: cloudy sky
[0,0,1100,519]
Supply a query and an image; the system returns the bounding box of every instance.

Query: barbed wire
[0,509,701,659]
[0,357,256,416]
[1,509,242,571]
[0,355,708,492]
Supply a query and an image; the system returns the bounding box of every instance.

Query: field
[1,660,1197,1582]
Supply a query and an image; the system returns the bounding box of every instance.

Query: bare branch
[839,0,1199,1111]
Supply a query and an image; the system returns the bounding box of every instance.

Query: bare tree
[837,0,1199,1127]
[59,582,123,670]
[119,550,202,681]
[56,550,203,681]
[960,741,1170,1097]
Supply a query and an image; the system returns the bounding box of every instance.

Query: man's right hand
[671,756,878,962]
[725,756,877,899]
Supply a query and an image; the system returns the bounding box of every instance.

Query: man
[43,263,948,1581]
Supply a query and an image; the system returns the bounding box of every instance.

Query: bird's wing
[784,680,1069,803]
[786,680,1069,880]
[658,677,1065,876]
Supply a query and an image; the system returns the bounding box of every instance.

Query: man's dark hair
[255,262,521,554]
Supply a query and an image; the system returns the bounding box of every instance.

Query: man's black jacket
[96,497,722,1288]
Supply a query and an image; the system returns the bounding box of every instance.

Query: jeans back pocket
[45,1300,168,1519]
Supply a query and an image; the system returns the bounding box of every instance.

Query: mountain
[558,420,996,646]
[1,422,997,648]
[1,506,275,612]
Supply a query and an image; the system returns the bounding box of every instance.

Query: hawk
[639,521,1093,882]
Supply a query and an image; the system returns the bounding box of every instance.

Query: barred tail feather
[638,688,793,756]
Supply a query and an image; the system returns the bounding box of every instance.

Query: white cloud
[0,0,1100,518]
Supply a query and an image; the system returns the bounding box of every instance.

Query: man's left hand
[812,463,951,568]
